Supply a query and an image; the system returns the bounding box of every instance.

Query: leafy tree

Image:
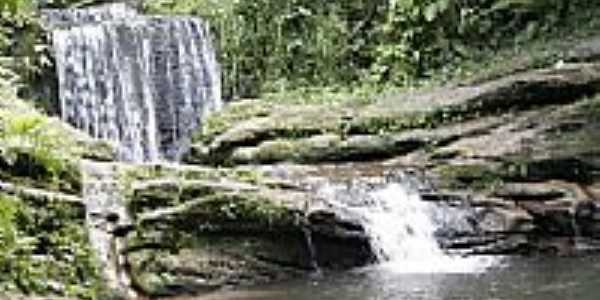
[144,0,596,97]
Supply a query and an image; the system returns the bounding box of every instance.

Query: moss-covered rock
[0,84,112,299]
[183,60,600,259]
[228,134,427,165]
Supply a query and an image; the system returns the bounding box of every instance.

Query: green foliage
[144,0,599,97]
[0,194,101,298]
[0,84,91,193]
[371,0,595,84]
[144,0,381,98]
[0,110,73,186]
[0,0,91,110]
[0,0,54,109]
[0,0,34,15]
[0,0,42,68]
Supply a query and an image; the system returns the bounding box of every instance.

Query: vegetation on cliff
[0,72,113,193]
[0,23,113,296]
[0,194,101,299]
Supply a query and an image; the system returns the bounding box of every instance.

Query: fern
[0,109,69,183]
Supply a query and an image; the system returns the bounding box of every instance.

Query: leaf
[424,3,438,22]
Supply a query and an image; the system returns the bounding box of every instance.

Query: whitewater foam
[317,180,498,274]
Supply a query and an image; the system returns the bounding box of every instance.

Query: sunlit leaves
[0,194,100,298]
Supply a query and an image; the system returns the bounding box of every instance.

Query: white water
[318,181,497,274]
[47,4,222,162]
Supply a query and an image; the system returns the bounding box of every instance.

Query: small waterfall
[46,3,222,162]
[317,178,496,274]
[302,226,320,272]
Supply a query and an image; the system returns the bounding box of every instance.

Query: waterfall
[317,178,497,274]
[46,3,222,162]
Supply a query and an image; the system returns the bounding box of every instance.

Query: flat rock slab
[493,183,569,201]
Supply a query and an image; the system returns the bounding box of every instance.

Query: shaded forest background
[2,0,600,101]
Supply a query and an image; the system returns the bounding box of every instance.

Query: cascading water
[317,177,497,274]
[46,3,222,162]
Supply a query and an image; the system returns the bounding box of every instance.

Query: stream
[181,256,600,300]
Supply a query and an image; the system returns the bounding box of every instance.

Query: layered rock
[188,59,600,257]
[189,63,600,165]
[80,163,375,297]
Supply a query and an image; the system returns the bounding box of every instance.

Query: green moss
[0,194,101,299]
[434,164,505,191]
[199,95,477,163]
[229,133,428,164]
[231,168,265,185]
[128,189,298,258]
[198,100,275,144]
[120,164,268,199]
[121,164,278,220]
[262,85,380,106]
[251,140,297,163]
[348,111,438,135]
[192,193,294,226]
[195,87,380,148]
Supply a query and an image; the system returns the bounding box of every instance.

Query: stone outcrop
[96,163,375,297]
[188,63,600,165]
[188,60,600,258]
